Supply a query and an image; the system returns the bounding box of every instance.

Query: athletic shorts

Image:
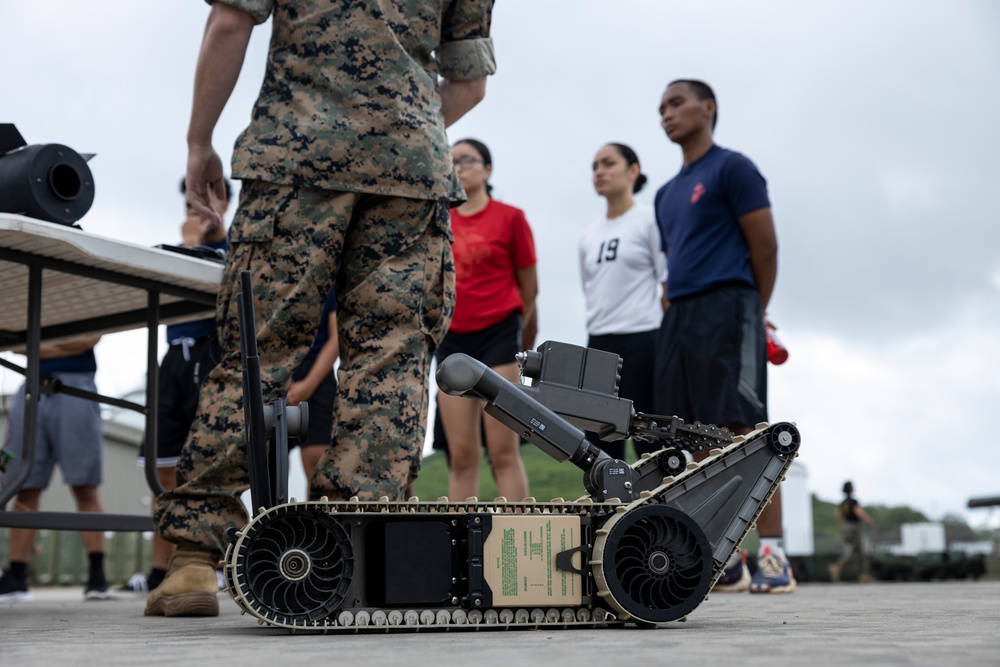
[433,310,522,369]
[587,329,660,459]
[3,373,103,489]
[290,355,337,449]
[143,336,221,467]
[654,284,767,428]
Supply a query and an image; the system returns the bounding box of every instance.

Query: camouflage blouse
[212,0,496,200]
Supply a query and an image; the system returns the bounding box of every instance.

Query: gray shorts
[2,373,103,489]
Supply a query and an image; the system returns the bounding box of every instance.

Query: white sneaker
[118,572,149,594]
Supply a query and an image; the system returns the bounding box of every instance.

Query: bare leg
[7,488,42,562]
[69,484,105,554]
[300,445,326,490]
[439,389,484,500]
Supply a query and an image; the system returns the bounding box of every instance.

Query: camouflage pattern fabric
[155,181,455,555]
[211,0,496,200]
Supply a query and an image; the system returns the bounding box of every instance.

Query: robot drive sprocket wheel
[229,505,354,626]
[594,503,713,625]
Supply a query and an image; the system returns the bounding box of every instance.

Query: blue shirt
[305,290,339,361]
[40,349,97,374]
[165,238,229,342]
[654,145,770,300]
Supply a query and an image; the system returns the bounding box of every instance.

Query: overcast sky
[2,1,999,528]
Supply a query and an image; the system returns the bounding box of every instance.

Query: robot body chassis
[224,273,800,631]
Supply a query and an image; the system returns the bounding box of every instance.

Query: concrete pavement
[1,581,998,667]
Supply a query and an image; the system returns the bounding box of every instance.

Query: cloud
[772,324,1000,526]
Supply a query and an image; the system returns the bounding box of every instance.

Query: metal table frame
[0,214,221,531]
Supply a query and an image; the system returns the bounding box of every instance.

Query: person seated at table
[0,336,108,601]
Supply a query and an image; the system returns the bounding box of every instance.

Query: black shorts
[151,336,221,465]
[587,329,660,459]
[290,355,337,448]
[654,284,767,428]
[434,310,522,369]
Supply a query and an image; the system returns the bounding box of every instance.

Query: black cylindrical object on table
[0,129,95,225]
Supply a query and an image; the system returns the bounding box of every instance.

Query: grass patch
[412,441,645,502]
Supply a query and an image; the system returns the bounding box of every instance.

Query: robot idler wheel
[658,448,688,477]
[768,422,801,457]
[593,504,713,625]
[231,506,354,625]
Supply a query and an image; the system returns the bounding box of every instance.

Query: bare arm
[521,305,538,352]
[14,336,101,359]
[516,265,538,335]
[440,77,487,127]
[287,314,339,406]
[737,207,778,311]
[855,505,875,527]
[661,281,670,310]
[186,3,256,225]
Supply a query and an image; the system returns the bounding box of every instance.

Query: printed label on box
[483,515,582,606]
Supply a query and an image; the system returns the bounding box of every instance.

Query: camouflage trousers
[155,181,454,555]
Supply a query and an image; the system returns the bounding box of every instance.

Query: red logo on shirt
[691,183,705,204]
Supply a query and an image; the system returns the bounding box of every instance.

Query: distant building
[782,461,814,557]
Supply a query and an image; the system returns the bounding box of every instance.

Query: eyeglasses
[453,156,483,167]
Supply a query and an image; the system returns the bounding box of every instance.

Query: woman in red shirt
[435,139,537,502]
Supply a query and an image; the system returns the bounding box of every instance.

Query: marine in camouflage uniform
[147,0,494,617]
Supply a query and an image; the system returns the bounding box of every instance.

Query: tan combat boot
[145,549,220,617]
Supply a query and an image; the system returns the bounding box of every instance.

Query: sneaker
[0,570,32,602]
[713,550,750,592]
[84,574,110,601]
[750,545,797,593]
[119,572,149,594]
[828,563,842,583]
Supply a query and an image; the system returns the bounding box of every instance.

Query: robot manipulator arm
[436,352,638,502]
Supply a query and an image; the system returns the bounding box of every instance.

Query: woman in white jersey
[579,143,667,461]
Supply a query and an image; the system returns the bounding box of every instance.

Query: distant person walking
[435,139,536,503]
[830,481,875,583]
[579,143,667,461]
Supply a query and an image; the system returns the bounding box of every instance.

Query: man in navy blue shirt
[653,80,791,594]
[0,336,108,601]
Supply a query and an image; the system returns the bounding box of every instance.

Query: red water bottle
[766,323,788,365]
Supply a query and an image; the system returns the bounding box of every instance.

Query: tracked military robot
[224,272,800,631]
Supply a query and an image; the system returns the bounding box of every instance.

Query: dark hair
[668,79,718,131]
[454,138,493,196]
[842,481,854,495]
[607,143,648,194]
[180,176,232,202]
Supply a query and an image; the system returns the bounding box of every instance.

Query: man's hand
[186,144,226,227]
[286,380,316,407]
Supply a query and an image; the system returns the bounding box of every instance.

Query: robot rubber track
[224,272,800,632]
